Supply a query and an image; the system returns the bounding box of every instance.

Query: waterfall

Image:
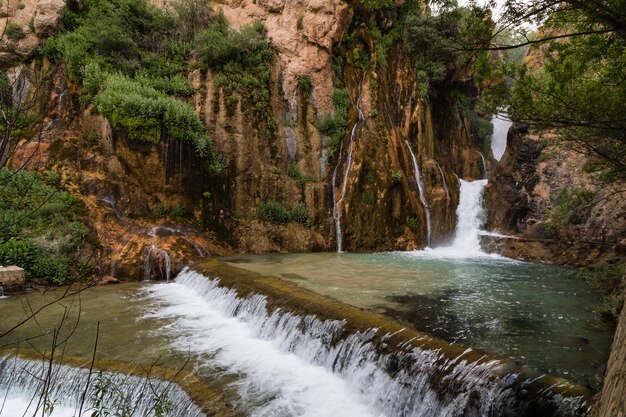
[412,179,490,258]
[143,227,172,281]
[435,162,450,204]
[490,114,513,161]
[404,141,432,246]
[0,356,203,417]
[479,152,487,179]
[332,83,364,253]
[450,179,489,254]
[141,269,589,417]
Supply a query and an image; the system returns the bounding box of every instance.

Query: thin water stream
[332,82,364,253]
[405,141,432,246]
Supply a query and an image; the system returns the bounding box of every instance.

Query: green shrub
[297,75,313,95]
[154,202,167,218]
[469,111,493,152]
[391,170,403,183]
[197,16,277,153]
[407,216,420,230]
[258,201,291,224]
[545,187,594,229]
[5,22,26,41]
[0,168,86,285]
[316,89,351,158]
[290,202,309,225]
[171,205,186,219]
[94,73,223,173]
[286,163,314,187]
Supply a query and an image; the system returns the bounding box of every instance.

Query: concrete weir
[194,259,594,417]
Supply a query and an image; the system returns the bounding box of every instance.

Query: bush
[94,73,224,173]
[546,187,594,230]
[0,169,89,284]
[258,201,291,224]
[197,16,277,153]
[316,89,351,158]
[154,203,166,218]
[391,170,403,183]
[290,202,309,225]
[407,217,420,230]
[5,22,26,41]
[286,163,314,187]
[297,75,313,95]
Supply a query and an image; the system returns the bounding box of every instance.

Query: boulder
[0,265,25,291]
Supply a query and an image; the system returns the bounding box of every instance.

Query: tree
[457,0,626,182]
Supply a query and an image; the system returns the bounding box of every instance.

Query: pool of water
[223,251,614,388]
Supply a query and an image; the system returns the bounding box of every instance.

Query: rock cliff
[3,0,488,274]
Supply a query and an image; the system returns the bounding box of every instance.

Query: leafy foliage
[5,22,26,41]
[48,0,223,174]
[407,216,420,231]
[257,201,291,224]
[257,201,311,225]
[475,0,626,182]
[286,163,315,187]
[316,89,351,159]
[403,4,492,93]
[545,187,594,230]
[94,73,223,172]
[0,169,89,284]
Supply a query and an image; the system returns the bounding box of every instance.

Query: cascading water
[143,227,172,281]
[332,83,364,253]
[140,269,589,417]
[479,152,487,179]
[0,356,203,417]
[490,113,513,161]
[435,161,450,204]
[413,178,490,258]
[449,179,489,254]
[404,141,432,246]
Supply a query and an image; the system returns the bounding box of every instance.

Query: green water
[0,284,176,364]
[223,252,615,389]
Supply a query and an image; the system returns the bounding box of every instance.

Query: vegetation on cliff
[45,0,224,173]
[0,169,90,284]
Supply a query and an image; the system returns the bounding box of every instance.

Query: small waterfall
[332,82,364,253]
[0,284,4,297]
[142,269,589,417]
[479,152,487,179]
[435,161,450,204]
[99,195,122,220]
[405,141,432,246]
[490,113,513,161]
[0,356,203,417]
[143,227,172,281]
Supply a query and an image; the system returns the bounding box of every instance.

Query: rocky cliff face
[187,0,486,252]
[484,125,626,266]
[5,0,488,277]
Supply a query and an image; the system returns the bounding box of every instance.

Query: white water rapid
[139,269,587,417]
[0,356,203,417]
[490,114,513,161]
[405,141,432,246]
[332,84,364,253]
